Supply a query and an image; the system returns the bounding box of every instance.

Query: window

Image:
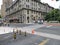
[34,11,35,14]
[36,8,37,10]
[34,8,35,10]
[38,8,40,11]
[32,7,33,9]
[26,5,29,8]
[36,12,37,14]
[19,5,21,7]
[26,0,29,2]
[32,0,34,1]
[31,15,33,17]
[31,3,33,5]
[19,0,21,2]
[27,10,29,14]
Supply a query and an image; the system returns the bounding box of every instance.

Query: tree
[45,13,51,22]
[58,16,60,22]
[45,9,60,22]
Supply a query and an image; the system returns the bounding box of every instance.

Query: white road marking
[17,25,60,40]
[18,27,60,40]
[1,24,60,40]
[46,25,52,28]
[35,32,60,40]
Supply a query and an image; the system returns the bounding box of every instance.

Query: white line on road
[17,25,60,40]
[35,32,60,40]
[46,25,52,28]
[1,24,59,41]
[20,28,60,40]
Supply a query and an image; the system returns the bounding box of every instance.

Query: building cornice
[6,0,54,11]
[6,8,47,16]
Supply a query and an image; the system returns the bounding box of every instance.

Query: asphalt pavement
[35,26,60,35]
[0,24,60,45]
[0,33,60,45]
[5,23,34,27]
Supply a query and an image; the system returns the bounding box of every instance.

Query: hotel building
[4,0,54,23]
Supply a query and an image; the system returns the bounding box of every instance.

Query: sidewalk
[45,23,60,26]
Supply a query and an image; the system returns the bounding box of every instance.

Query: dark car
[37,20,43,24]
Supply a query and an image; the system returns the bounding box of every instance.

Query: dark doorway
[27,17,29,23]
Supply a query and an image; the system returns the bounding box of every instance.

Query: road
[35,26,60,35]
[0,24,60,45]
[4,23,34,27]
[1,33,60,45]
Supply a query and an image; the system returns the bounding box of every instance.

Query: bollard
[13,33,16,39]
[24,31,27,37]
[13,29,15,33]
[13,30,15,33]
[4,29,5,32]
[19,30,21,35]
[16,30,18,34]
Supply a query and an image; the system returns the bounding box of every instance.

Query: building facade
[5,0,54,23]
[1,0,13,17]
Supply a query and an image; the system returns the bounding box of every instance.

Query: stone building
[1,0,13,17]
[5,0,54,23]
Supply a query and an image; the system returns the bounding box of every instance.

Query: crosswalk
[17,25,60,40]
[1,24,58,40]
[0,24,53,35]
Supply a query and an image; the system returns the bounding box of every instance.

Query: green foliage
[45,9,60,22]
[58,16,60,22]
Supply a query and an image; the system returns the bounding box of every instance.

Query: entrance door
[27,17,29,23]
